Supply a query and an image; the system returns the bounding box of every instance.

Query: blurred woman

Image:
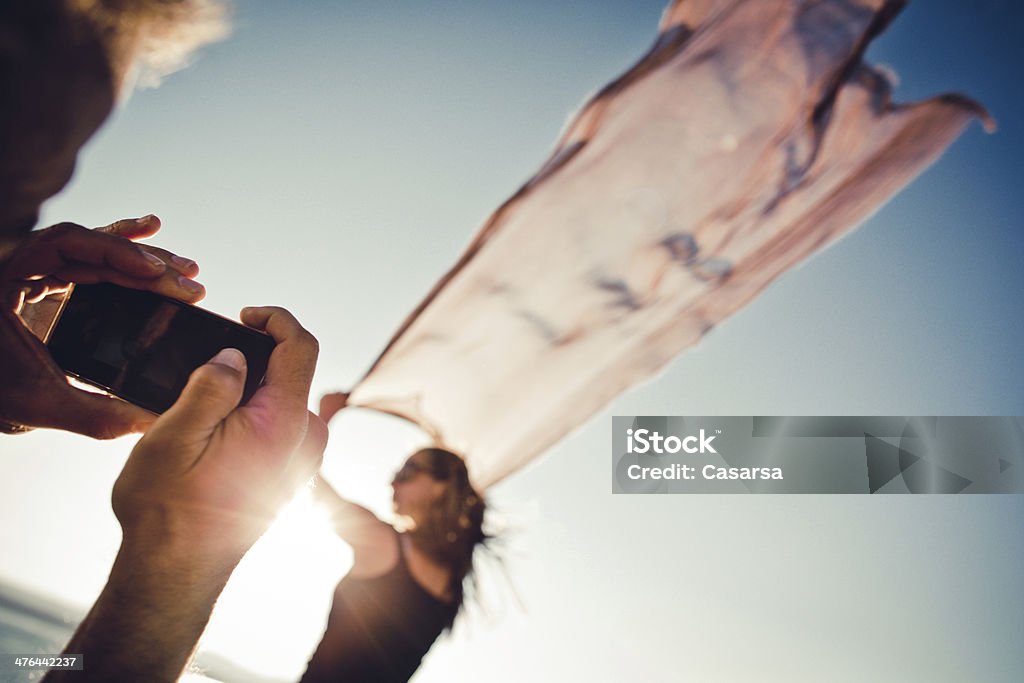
[301,393,488,683]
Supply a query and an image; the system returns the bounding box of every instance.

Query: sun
[185,409,429,680]
[195,487,354,681]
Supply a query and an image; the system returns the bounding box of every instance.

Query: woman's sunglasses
[393,459,438,483]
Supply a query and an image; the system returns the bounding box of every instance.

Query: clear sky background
[1,1,1022,681]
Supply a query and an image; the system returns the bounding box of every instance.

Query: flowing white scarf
[346,0,989,489]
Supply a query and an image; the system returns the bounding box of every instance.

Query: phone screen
[46,283,275,414]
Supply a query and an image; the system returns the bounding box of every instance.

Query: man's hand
[0,215,204,437]
[114,306,327,561]
[50,307,327,683]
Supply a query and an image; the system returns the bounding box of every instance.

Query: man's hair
[68,0,230,87]
[0,1,231,236]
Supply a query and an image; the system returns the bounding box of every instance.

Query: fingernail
[171,254,197,271]
[136,215,155,225]
[143,251,165,269]
[210,348,246,371]
[178,275,204,293]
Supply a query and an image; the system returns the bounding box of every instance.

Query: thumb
[98,214,160,240]
[159,348,248,437]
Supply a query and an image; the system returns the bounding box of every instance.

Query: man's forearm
[46,539,238,683]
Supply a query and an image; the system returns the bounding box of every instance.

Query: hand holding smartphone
[45,283,275,414]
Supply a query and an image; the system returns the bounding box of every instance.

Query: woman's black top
[300,536,457,683]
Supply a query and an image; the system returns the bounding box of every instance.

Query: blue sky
[1,1,1022,680]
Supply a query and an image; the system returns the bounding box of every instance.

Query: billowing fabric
[348,0,989,489]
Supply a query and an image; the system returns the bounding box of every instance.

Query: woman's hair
[409,447,488,630]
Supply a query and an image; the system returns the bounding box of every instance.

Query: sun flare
[196,488,354,680]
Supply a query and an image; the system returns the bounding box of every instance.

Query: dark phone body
[46,283,275,414]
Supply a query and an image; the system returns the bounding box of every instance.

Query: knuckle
[189,363,242,398]
[110,218,136,231]
[98,220,125,234]
[300,329,320,355]
[258,305,286,320]
[45,222,86,239]
[269,306,295,322]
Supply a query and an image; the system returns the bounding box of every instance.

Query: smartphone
[45,283,275,414]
